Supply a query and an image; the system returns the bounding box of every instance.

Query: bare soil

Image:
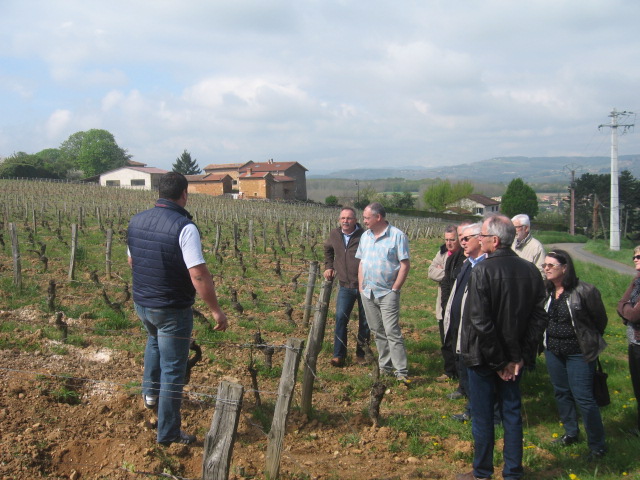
[0,306,474,480]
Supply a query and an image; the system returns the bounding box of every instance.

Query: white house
[445,194,501,216]
[99,167,169,190]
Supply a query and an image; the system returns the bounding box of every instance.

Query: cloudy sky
[1,1,639,175]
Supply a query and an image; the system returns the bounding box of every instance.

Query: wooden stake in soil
[105,228,113,279]
[68,223,78,281]
[265,338,304,480]
[202,381,244,480]
[300,279,333,416]
[9,222,22,290]
[302,261,319,326]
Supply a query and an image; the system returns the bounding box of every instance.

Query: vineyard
[0,179,639,480]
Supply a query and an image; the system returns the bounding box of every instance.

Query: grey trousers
[361,290,408,377]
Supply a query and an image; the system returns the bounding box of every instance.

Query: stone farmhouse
[202,159,308,201]
[445,194,501,216]
[98,159,308,201]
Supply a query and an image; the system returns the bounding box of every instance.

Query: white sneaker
[143,395,157,409]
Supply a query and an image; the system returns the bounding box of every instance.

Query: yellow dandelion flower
[552,433,559,438]
[569,474,577,480]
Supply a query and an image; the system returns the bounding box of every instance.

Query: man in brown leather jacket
[323,207,370,367]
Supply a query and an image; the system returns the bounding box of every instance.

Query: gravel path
[546,242,637,277]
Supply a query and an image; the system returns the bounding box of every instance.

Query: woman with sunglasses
[542,249,608,459]
[616,246,640,436]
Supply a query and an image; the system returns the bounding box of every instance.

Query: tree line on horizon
[0,129,203,179]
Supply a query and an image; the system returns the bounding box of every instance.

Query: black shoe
[553,434,578,446]
[587,448,606,461]
[452,412,471,422]
[158,430,196,446]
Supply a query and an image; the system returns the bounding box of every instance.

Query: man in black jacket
[323,207,370,367]
[456,214,547,480]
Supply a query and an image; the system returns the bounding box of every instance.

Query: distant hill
[309,155,640,183]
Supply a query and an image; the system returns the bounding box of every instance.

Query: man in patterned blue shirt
[356,202,411,384]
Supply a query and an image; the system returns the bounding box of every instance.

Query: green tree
[354,185,378,209]
[422,180,473,212]
[59,129,130,177]
[0,152,56,178]
[325,195,339,206]
[500,178,539,219]
[172,149,202,175]
[573,170,640,237]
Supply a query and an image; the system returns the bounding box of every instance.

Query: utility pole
[563,164,579,236]
[598,108,634,251]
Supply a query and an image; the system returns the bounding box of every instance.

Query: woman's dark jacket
[544,281,608,363]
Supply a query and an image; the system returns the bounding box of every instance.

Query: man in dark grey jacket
[456,214,547,480]
[323,207,370,367]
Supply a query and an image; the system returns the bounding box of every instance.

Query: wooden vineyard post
[10,223,22,290]
[68,223,78,281]
[265,338,304,480]
[202,381,244,480]
[300,278,333,416]
[105,228,113,279]
[302,261,319,326]
[248,219,254,254]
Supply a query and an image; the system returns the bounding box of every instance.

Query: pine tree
[172,150,202,175]
[500,178,539,219]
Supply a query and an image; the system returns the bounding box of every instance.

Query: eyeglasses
[541,263,562,269]
[460,234,479,242]
[633,255,640,261]
[514,225,526,230]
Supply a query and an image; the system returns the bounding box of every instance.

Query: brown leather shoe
[455,471,490,480]
[330,357,345,367]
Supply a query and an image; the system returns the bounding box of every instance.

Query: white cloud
[45,109,72,140]
[0,0,639,173]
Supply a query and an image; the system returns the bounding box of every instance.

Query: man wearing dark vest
[128,172,227,446]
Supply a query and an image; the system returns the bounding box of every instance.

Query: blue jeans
[468,366,524,479]
[135,303,193,443]
[333,286,370,359]
[545,350,606,451]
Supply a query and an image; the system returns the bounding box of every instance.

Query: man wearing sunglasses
[456,214,547,480]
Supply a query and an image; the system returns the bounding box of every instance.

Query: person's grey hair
[444,225,457,234]
[340,207,357,218]
[484,214,516,247]
[367,202,386,218]
[511,214,530,227]
[462,222,482,236]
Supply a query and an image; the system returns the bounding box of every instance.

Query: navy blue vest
[128,199,196,308]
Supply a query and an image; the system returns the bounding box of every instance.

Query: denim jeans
[361,290,408,376]
[468,365,524,479]
[544,350,606,451]
[135,303,193,443]
[629,344,640,430]
[333,286,370,359]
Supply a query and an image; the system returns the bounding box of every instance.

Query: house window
[473,207,484,215]
[131,179,145,186]
[232,180,238,185]
[106,180,120,187]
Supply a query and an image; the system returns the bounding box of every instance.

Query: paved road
[546,242,637,278]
